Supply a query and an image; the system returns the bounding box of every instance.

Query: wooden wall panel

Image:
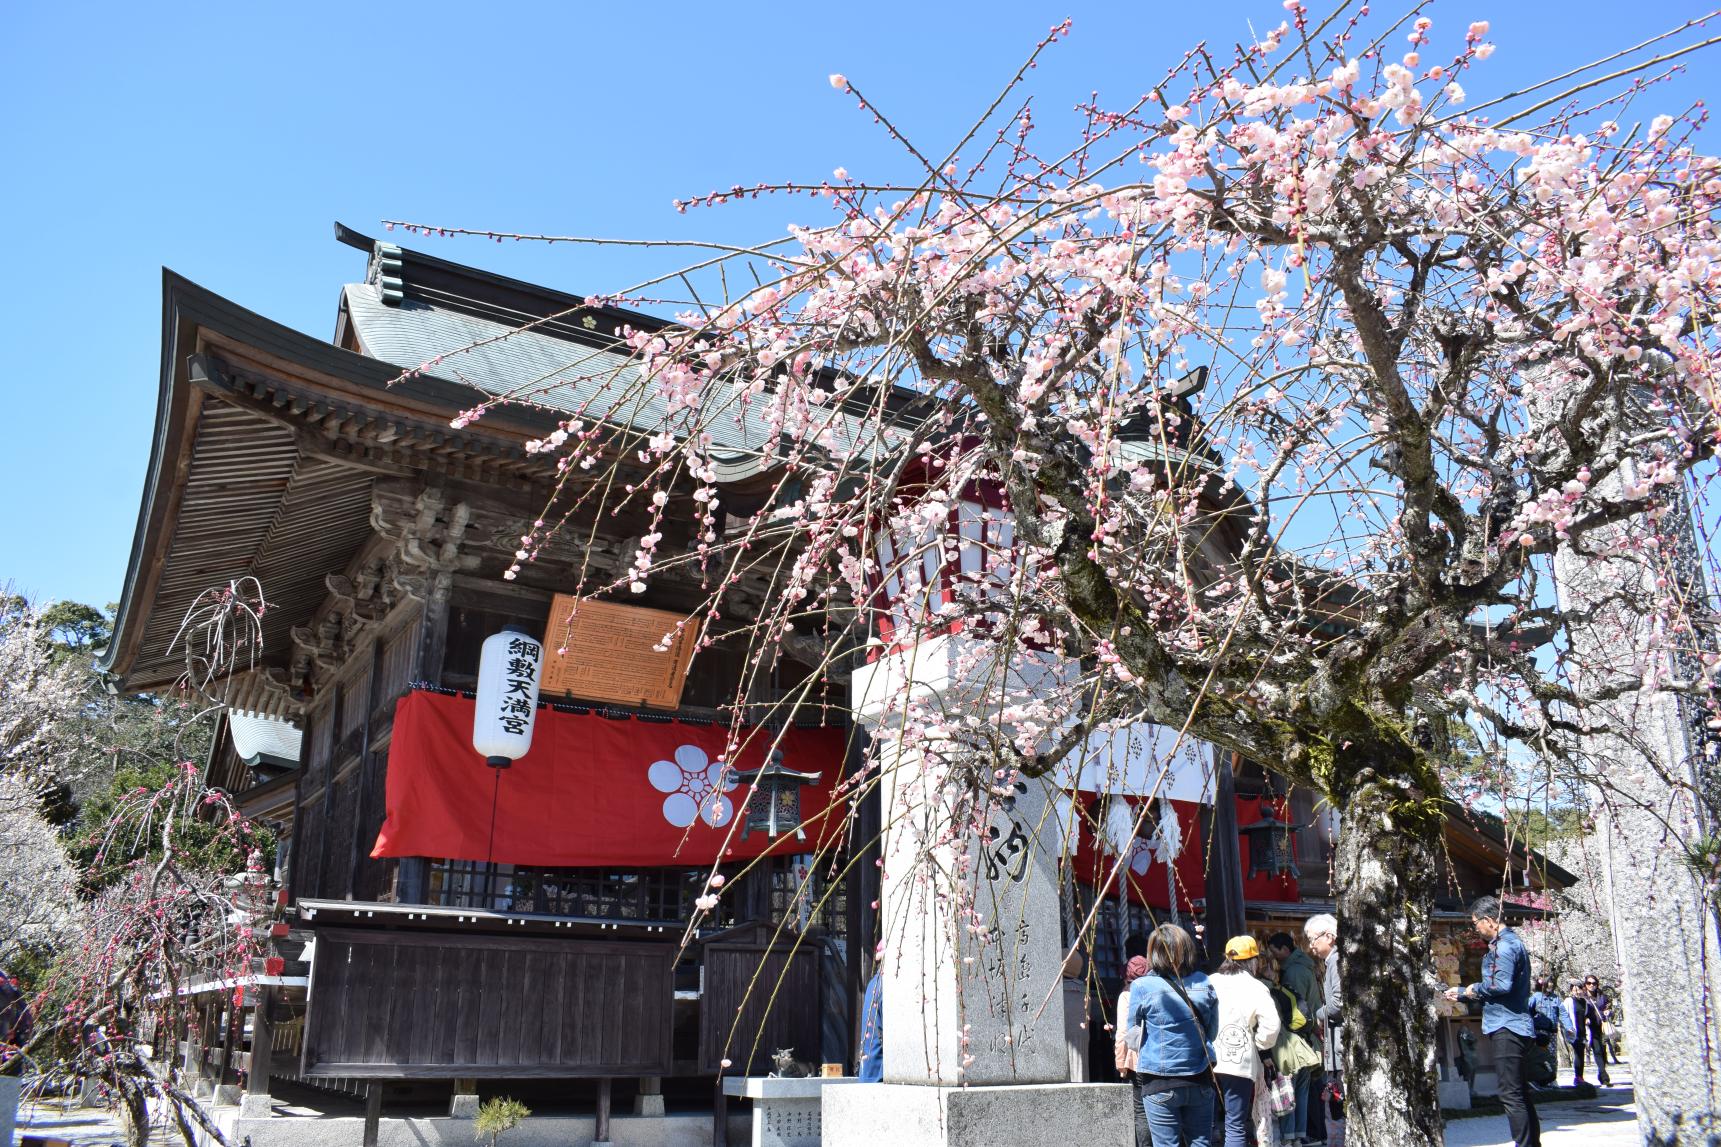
[307,701,336,785]
[301,929,674,1078]
[353,748,392,902]
[334,664,369,765]
[698,943,822,1074]
[294,797,323,904]
[376,616,422,713]
[319,772,356,901]
[295,703,334,902]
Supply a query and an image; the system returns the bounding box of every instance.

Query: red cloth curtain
[1066,793,1303,909]
[371,690,849,867]
[1067,793,1207,911]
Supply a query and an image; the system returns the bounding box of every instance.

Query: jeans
[1304,1067,1328,1141]
[1587,1022,1613,1082]
[1143,1082,1214,1147]
[1215,1074,1254,1147]
[1492,1029,1543,1147]
[1277,1066,1312,1140]
[1569,1028,1611,1086]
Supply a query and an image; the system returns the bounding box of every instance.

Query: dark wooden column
[198,998,221,1084]
[245,987,275,1108]
[1201,752,1248,969]
[345,639,382,900]
[313,682,347,904]
[395,494,464,906]
[363,1083,383,1147]
[214,992,244,1102]
[594,1076,613,1144]
[844,727,877,1074]
[285,712,312,902]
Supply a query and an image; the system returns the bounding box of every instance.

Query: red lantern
[870,453,1014,653]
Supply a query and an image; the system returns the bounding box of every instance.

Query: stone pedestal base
[212,1083,243,1106]
[823,1082,1132,1147]
[240,1092,276,1119]
[0,1074,19,1147]
[1436,1078,1470,1109]
[724,1076,859,1147]
[634,1076,664,1117]
[448,1091,480,1119]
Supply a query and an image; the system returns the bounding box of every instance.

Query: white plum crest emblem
[647,744,738,828]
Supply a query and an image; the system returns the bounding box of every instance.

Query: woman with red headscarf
[1115,937,1152,1147]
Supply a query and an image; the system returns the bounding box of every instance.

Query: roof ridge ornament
[370,243,404,306]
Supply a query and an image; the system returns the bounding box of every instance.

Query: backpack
[1525,1040,1557,1087]
[1271,984,1309,1032]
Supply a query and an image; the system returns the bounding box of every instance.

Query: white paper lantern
[472,625,544,767]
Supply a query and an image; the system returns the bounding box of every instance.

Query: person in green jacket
[1268,933,1324,1145]
[1270,933,1322,1018]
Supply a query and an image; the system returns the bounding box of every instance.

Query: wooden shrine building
[99,225,1576,1134]
[99,225,865,1133]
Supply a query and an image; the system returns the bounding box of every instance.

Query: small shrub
[474,1095,531,1146]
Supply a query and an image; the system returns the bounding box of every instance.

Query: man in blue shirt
[1526,978,1561,1045]
[857,965,883,1081]
[1447,896,1540,1146]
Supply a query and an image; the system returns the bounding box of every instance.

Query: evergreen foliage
[474,1096,531,1145]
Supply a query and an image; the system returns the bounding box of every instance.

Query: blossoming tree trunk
[1333,760,1443,1147]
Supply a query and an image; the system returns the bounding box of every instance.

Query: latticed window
[1071,887,1163,984]
[766,855,848,944]
[427,860,706,921]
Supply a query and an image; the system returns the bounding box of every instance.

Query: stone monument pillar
[824,634,1133,1146]
[1557,512,1721,1140]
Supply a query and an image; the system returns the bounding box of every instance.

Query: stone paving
[1442,1063,1638,1147]
[12,1094,214,1146]
[16,1067,1642,1147]
[14,1096,140,1145]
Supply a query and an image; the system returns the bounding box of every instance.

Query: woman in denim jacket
[1128,924,1219,1147]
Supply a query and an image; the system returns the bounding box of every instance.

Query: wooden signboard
[540,594,699,710]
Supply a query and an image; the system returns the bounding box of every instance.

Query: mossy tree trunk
[1330,755,1444,1147]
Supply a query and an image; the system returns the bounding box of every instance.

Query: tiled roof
[343,283,891,469]
[228,710,303,766]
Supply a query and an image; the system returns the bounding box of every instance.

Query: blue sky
[3,0,1717,609]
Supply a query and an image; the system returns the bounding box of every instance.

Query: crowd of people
[854,896,1617,1147]
[1527,974,1619,1088]
[1116,914,1341,1147]
[1113,898,1620,1147]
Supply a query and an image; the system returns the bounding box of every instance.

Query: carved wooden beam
[372,486,481,606]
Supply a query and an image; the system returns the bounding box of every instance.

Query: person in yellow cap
[1210,934,1282,1147]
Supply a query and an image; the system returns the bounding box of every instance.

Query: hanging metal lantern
[1239,807,1303,880]
[473,625,544,768]
[734,750,822,841]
